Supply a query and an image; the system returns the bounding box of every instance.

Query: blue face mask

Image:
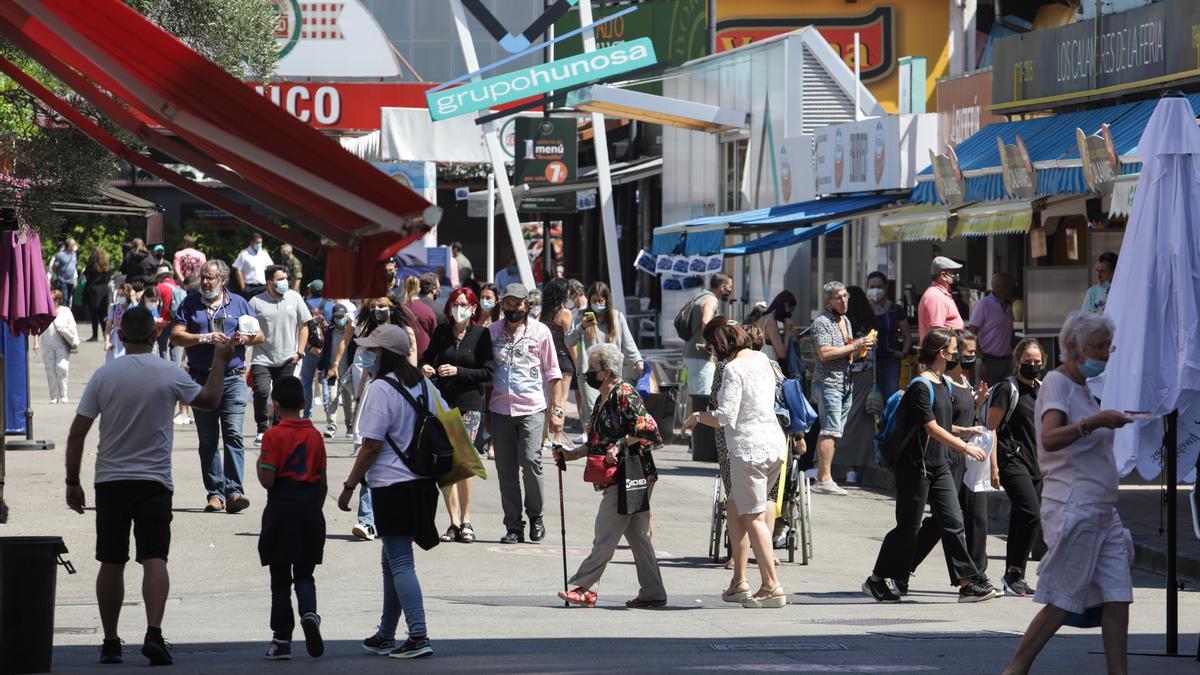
[1101,281,1111,292]
[251,242,262,253]
[273,280,289,295]
[361,349,379,376]
[1080,357,1107,379]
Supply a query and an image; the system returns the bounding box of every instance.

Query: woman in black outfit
[421,286,494,544]
[909,329,991,591]
[82,247,112,341]
[985,337,1044,597]
[862,328,997,604]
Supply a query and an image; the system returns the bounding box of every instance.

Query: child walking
[257,375,328,660]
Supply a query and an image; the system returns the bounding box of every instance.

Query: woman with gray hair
[553,342,666,608]
[1005,311,1133,675]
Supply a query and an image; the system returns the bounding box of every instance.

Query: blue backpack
[781,378,818,434]
[874,376,945,469]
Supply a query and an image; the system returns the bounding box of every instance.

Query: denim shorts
[812,380,852,439]
[684,357,715,397]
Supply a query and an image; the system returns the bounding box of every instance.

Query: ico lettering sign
[426,38,657,121]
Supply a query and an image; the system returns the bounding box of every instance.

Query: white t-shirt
[356,375,448,488]
[232,246,274,286]
[105,300,132,361]
[1035,370,1120,505]
[77,354,203,490]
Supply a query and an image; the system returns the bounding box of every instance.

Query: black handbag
[617,445,650,515]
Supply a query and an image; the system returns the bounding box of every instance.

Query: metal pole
[487,173,496,282]
[854,32,862,122]
[816,234,826,309]
[1167,409,1179,655]
[986,234,995,286]
[578,0,627,315]
[449,0,535,287]
[707,0,716,55]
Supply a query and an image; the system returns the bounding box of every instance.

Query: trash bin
[0,536,76,674]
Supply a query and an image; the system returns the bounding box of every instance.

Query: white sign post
[448,0,535,288]
[578,0,626,315]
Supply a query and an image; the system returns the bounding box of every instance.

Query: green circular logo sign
[271,0,303,59]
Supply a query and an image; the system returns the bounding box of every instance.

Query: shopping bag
[617,447,650,515]
[433,396,487,491]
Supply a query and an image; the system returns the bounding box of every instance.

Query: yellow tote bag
[432,392,487,491]
[774,454,787,518]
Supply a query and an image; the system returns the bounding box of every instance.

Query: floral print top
[585,381,663,486]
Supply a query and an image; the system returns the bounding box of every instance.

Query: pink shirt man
[488,318,561,417]
[918,256,966,341]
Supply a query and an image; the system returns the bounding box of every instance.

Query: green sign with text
[426,37,657,121]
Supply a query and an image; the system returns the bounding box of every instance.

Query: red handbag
[583,453,617,485]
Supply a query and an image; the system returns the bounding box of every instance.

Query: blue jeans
[156,330,181,364]
[378,535,426,639]
[298,352,325,419]
[192,373,248,500]
[812,380,852,440]
[358,485,374,527]
[876,358,901,401]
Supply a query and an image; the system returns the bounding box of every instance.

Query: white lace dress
[713,351,787,465]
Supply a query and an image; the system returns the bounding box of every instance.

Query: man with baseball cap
[490,283,563,544]
[918,256,966,341]
[66,306,234,665]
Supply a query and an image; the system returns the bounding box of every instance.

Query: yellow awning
[879,205,950,244]
[954,201,1033,237]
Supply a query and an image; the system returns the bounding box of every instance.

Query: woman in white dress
[682,318,787,609]
[34,289,79,403]
[1004,311,1134,675]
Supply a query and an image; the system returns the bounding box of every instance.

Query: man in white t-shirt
[233,232,273,300]
[249,265,313,444]
[65,307,232,666]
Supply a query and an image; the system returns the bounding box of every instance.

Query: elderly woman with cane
[1004,312,1133,675]
[552,343,666,608]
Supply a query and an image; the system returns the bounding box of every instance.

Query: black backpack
[674,290,712,342]
[308,299,330,350]
[378,377,454,478]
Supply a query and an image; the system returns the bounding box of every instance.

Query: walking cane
[553,442,569,607]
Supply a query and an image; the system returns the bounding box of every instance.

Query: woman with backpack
[862,328,997,604]
[908,329,991,592]
[985,337,1046,597]
[337,324,444,659]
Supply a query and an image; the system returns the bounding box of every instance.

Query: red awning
[0,0,441,298]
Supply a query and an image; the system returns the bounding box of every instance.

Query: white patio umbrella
[1100,91,1200,658]
[1102,92,1200,480]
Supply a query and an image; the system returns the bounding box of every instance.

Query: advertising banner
[513,117,578,187]
[813,114,937,195]
[425,38,658,121]
[997,137,1037,200]
[992,0,1200,112]
[936,69,1004,150]
[1077,124,1119,194]
[253,82,434,131]
[270,0,402,78]
[776,135,815,204]
[929,147,966,207]
[370,161,437,203]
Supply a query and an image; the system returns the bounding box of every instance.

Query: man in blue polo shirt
[171,259,265,514]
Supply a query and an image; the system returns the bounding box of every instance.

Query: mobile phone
[584,311,596,322]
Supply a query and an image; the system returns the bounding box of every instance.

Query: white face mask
[565,298,576,311]
[480,299,496,312]
[451,305,473,323]
[146,302,159,311]
[530,305,542,319]
[866,287,886,303]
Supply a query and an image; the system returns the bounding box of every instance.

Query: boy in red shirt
[257,375,327,660]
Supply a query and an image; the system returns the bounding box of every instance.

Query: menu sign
[1076,123,1119,194]
[997,136,1037,200]
[929,146,966,207]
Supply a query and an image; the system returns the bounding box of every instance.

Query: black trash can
[0,536,76,674]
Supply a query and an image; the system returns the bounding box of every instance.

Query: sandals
[742,585,787,609]
[625,597,667,608]
[459,522,476,544]
[440,525,461,543]
[721,579,751,603]
[558,587,597,607]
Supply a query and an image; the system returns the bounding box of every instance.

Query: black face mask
[960,355,977,371]
[945,352,961,370]
[385,271,396,281]
[1019,363,1044,380]
[504,309,527,323]
[372,308,390,323]
[585,371,604,389]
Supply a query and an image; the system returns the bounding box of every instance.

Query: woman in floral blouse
[553,343,665,608]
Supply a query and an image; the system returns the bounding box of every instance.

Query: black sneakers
[301,612,324,657]
[892,578,909,596]
[390,636,433,659]
[362,633,396,655]
[499,530,524,544]
[141,631,173,666]
[530,517,546,542]
[99,638,122,664]
[264,639,291,660]
[958,579,1000,603]
[862,577,901,603]
[1002,569,1035,597]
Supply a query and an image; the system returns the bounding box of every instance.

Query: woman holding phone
[566,281,643,428]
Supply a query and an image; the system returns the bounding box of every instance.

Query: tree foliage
[1,0,277,237]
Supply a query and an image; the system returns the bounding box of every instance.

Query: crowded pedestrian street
[2,337,1195,673]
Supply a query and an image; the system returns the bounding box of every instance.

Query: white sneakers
[845,470,860,484]
[352,523,377,541]
[811,479,849,496]
[173,414,193,425]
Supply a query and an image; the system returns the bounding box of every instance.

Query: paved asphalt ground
[4,342,1199,673]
